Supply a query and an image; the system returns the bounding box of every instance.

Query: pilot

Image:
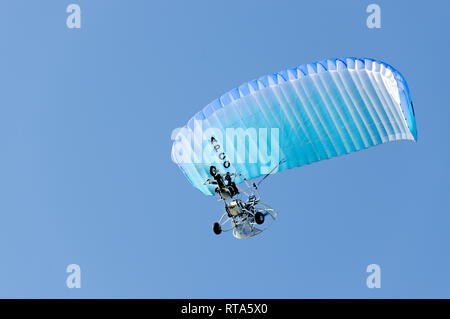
[224,172,239,197]
[210,166,239,198]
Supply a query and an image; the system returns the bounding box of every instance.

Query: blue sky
[0,0,449,298]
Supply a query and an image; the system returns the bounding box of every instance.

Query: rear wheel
[255,212,265,225]
[213,222,222,235]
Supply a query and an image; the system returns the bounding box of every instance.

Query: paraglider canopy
[172,57,416,195]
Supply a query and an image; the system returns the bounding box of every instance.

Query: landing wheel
[213,222,222,235]
[255,212,265,225]
[210,166,218,177]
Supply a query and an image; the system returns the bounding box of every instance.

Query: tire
[255,212,265,225]
[213,222,222,235]
[210,166,218,177]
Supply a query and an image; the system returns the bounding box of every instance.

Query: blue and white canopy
[172,57,417,195]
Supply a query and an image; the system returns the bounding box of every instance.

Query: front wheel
[255,212,265,225]
[213,222,222,235]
